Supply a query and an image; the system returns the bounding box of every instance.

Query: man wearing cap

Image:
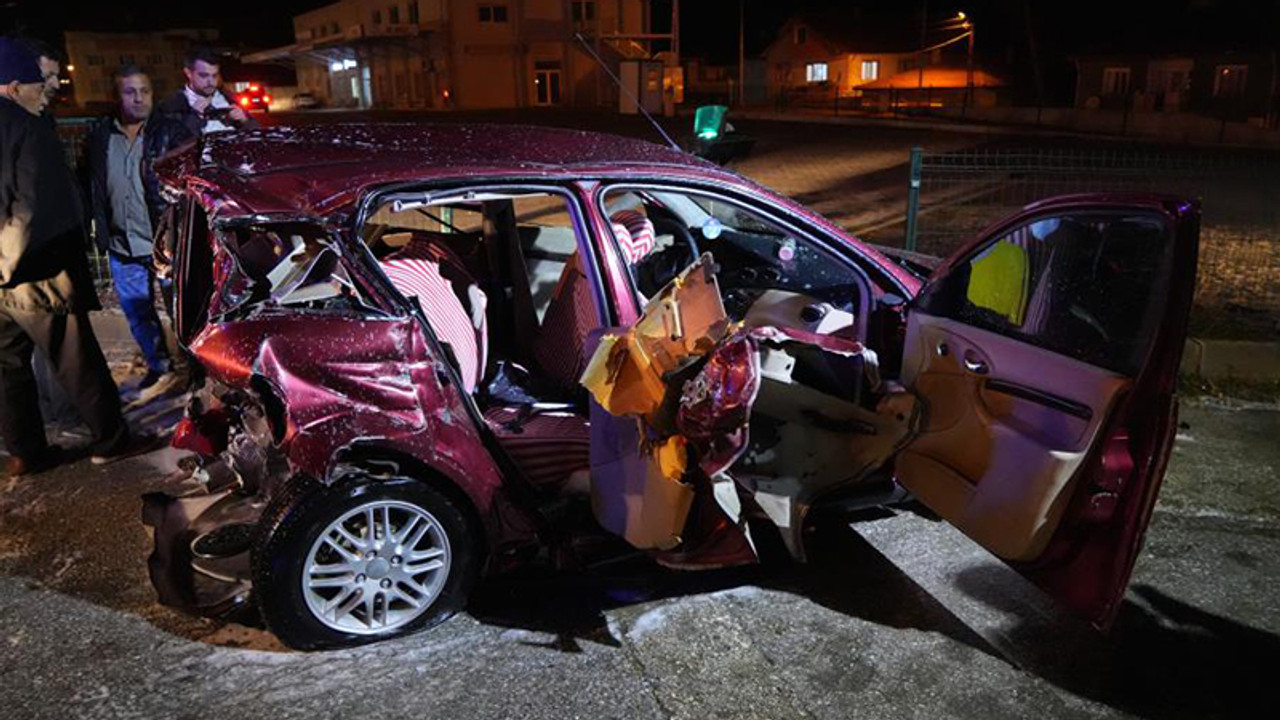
[0,38,155,476]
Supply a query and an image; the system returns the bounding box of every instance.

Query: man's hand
[228,106,249,124]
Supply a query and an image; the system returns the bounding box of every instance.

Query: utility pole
[965,20,975,112]
[918,0,927,89]
[672,0,680,59]
[739,0,745,105]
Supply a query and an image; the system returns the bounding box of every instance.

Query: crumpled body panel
[190,314,502,502]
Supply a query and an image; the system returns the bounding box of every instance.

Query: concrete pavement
[0,399,1276,719]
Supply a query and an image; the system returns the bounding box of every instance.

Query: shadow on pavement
[954,565,1278,719]
[467,513,1001,660]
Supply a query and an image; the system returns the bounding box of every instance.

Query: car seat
[380,237,488,393]
[530,210,656,394]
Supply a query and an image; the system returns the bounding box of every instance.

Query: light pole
[918,0,927,90]
[738,0,745,106]
[961,12,975,112]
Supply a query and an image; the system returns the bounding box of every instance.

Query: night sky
[6,0,1279,103]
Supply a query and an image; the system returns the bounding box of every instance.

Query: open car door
[895,195,1199,629]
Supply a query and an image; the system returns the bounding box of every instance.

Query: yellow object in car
[966,239,1029,326]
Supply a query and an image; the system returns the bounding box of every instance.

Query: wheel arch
[327,442,491,567]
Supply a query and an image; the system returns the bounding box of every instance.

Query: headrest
[611,210,655,265]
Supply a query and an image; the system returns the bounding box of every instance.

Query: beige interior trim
[898,314,1130,561]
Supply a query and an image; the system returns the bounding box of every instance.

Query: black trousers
[0,306,127,458]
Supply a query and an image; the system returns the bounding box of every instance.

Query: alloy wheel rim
[302,499,451,635]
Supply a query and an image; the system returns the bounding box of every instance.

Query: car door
[894,196,1199,629]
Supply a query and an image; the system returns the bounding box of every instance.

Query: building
[245,0,670,111]
[1074,49,1278,124]
[63,29,219,107]
[761,11,1003,113]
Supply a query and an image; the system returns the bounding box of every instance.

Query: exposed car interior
[347,185,926,561]
[361,190,597,494]
[584,187,915,556]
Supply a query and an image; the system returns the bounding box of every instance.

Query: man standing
[85,66,174,390]
[0,39,151,476]
[154,47,255,139]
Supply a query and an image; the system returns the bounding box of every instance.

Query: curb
[1180,338,1280,382]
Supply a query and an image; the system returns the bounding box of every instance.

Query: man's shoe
[126,371,188,410]
[90,435,166,466]
[3,446,63,477]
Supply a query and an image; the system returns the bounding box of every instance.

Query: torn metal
[582,253,919,563]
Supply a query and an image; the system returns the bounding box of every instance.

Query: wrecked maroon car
[142,123,1199,650]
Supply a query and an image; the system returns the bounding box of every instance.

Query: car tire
[252,472,478,650]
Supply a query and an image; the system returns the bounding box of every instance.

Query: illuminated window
[805,63,828,83]
[861,60,879,81]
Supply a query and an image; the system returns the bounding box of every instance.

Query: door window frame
[352,179,613,328]
[593,181,881,338]
[912,206,1177,376]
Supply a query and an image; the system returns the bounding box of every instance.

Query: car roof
[160,122,922,294]
[179,122,734,216]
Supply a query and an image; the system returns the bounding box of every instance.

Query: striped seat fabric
[611,210,656,265]
[483,406,590,490]
[381,240,488,393]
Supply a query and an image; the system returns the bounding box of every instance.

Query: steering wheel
[634,217,702,296]
[652,216,700,259]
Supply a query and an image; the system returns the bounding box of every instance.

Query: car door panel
[895,198,1199,628]
[899,313,1130,562]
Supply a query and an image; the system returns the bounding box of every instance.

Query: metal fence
[903,146,1280,331]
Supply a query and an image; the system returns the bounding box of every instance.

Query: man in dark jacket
[0,38,152,475]
[153,47,256,141]
[85,65,173,389]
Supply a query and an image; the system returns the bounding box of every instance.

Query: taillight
[263,94,272,104]
[239,97,250,107]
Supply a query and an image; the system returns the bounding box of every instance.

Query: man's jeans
[109,254,170,374]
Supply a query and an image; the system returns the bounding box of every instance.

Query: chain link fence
[903,146,1280,338]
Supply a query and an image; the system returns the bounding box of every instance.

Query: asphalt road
[0,398,1276,720]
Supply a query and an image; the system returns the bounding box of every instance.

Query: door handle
[962,350,989,375]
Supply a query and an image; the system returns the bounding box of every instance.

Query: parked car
[142,123,1199,650]
[292,92,321,110]
[233,83,271,113]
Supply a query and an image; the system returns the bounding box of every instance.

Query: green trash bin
[694,104,728,140]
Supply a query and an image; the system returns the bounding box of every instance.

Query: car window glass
[918,211,1173,374]
[601,187,866,338]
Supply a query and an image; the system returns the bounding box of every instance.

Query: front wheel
[253,474,478,650]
